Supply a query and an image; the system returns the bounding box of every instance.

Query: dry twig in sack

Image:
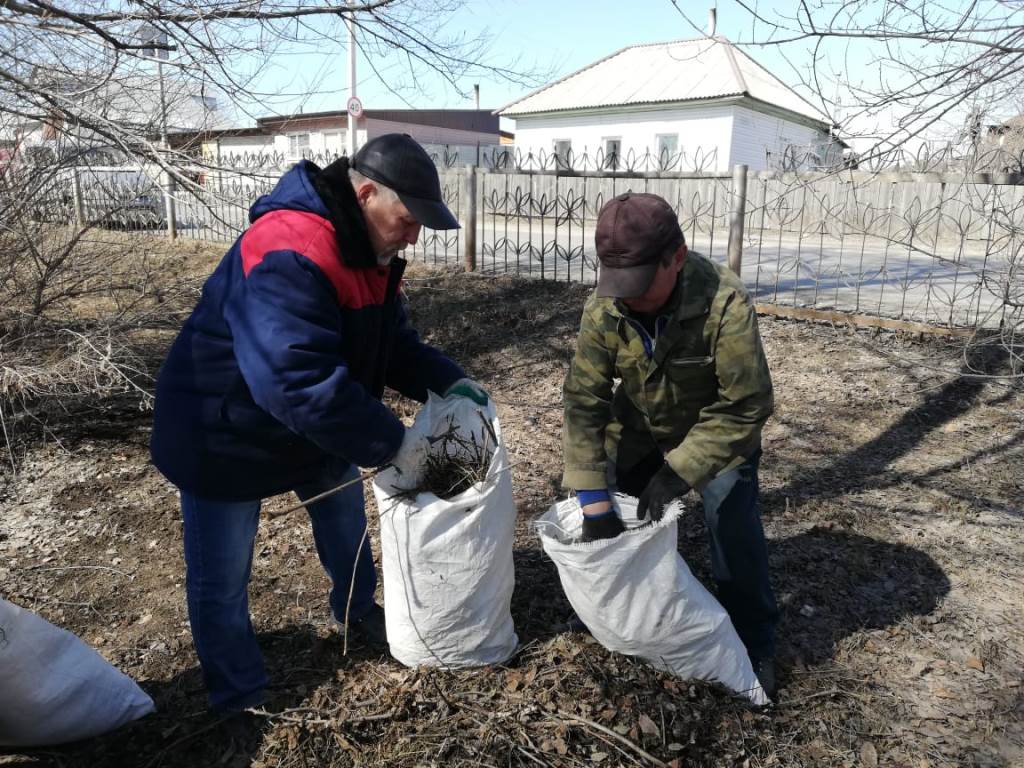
[394,412,496,501]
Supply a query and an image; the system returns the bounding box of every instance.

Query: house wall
[270,129,369,159]
[200,130,367,160]
[510,102,838,172]
[365,118,498,148]
[511,105,736,172]
[201,119,498,164]
[729,105,833,170]
[202,135,274,158]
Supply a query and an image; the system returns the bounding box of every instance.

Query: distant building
[497,36,846,172]
[14,73,226,164]
[174,109,507,166]
[983,116,1024,171]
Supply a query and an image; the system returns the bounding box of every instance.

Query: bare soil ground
[1,245,1022,768]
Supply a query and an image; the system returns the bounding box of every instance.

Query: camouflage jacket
[562,252,773,491]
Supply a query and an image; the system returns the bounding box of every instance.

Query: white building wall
[365,118,498,148]
[273,134,292,157]
[511,106,736,172]
[200,120,497,165]
[729,105,826,170]
[203,130,370,160]
[202,135,274,158]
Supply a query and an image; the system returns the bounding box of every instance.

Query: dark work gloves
[637,464,691,521]
[615,450,666,497]
[581,509,625,542]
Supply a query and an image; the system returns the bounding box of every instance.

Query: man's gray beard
[376,251,396,266]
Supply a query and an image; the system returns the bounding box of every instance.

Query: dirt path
[1,265,1021,767]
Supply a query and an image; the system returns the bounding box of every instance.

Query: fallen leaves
[860,741,879,767]
[3,266,1022,768]
[638,712,660,737]
[965,655,985,672]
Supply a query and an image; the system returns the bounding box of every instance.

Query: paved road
[412,219,1010,330]
[174,201,1011,330]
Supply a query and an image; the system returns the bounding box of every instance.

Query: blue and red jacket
[151,160,464,500]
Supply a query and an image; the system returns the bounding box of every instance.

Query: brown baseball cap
[595,192,685,298]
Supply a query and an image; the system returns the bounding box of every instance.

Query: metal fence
[28,144,1024,331]
[432,164,1021,331]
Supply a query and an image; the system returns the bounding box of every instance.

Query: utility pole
[346,2,357,157]
[141,25,177,239]
[156,46,177,238]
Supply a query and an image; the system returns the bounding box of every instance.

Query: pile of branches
[0,327,152,409]
[398,414,496,500]
[244,637,792,768]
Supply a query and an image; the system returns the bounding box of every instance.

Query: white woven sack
[536,496,768,705]
[0,597,155,746]
[373,393,518,668]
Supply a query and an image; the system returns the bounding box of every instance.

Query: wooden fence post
[164,170,177,240]
[71,168,85,227]
[727,163,748,276]
[463,164,477,271]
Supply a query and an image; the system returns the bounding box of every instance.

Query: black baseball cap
[595,192,685,298]
[351,133,460,230]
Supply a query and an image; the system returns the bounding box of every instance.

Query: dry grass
[0,227,222,450]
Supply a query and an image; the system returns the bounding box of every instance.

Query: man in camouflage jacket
[562,192,779,694]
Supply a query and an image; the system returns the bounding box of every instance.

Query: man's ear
[675,243,688,268]
[355,181,375,206]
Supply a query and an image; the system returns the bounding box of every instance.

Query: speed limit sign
[346,96,363,118]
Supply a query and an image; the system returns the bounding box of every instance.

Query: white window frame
[656,133,678,167]
[602,136,622,170]
[322,131,345,156]
[553,139,572,169]
[288,132,311,159]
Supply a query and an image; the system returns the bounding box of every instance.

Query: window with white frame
[603,137,621,170]
[553,139,572,168]
[656,134,678,167]
[323,131,344,156]
[288,133,310,159]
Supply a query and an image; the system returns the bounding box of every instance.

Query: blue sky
[235,0,1017,151]
[248,1,812,117]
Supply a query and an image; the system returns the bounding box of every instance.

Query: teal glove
[445,378,489,406]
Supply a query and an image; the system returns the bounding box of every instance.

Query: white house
[182,109,509,166]
[497,36,845,172]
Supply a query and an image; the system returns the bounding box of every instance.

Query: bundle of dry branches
[395,413,496,500]
[0,328,152,408]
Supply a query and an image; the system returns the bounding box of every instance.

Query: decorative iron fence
[21,143,1024,331]
[741,170,1024,330]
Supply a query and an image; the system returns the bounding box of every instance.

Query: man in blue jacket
[151,134,485,712]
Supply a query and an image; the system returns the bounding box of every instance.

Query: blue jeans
[181,464,376,711]
[699,451,778,660]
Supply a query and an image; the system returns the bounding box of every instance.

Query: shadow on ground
[767,343,1014,507]
[4,624,384,768]
[768,527,950,665]
[673,503,949,666]
[517,519,950,670]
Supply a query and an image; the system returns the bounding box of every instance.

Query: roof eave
[502,94,745,118]
[503,93,834,131]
